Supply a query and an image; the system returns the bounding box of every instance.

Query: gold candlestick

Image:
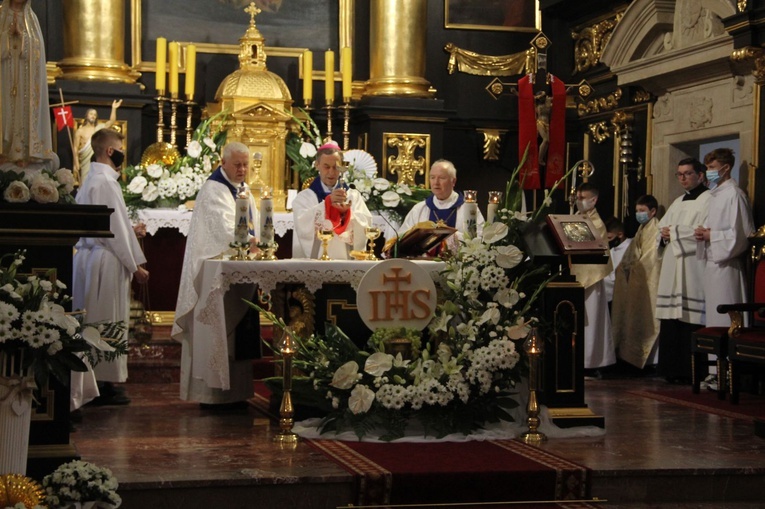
[184,98,196,148]
[521,327,547,444]
[169,96,181,148]
[273,329,299,444]
[156,93,167,143]
[340,101,352,150]
[324,102,335,142]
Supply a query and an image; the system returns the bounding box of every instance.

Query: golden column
[365,0,433,98]
[59,0,140,83]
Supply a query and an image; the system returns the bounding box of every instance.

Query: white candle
[464,190,478,238]
[234,185,249,245]
[487,191,502,224]
[259,190,274,244]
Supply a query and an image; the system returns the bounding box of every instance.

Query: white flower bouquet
[286,109,323,186]
[0,168,76,205]
[42,460,121,509]
[0,250,127,391]
[345,166,431,224]
[121,112,228,210]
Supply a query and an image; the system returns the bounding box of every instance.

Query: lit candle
[302,50,313,103]
[324,49,335,104]
[234,184,249,245]
[155,37,167,93]
[487,191,502,224]
[185,44,196,98]
[341,46,352,101]
[463,190,478,239]
[168,41,179,97]
[260,188,274,245]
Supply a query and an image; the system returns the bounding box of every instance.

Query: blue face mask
[635,211,650,224]
[706,169,720,185]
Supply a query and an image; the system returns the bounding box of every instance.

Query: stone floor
[67,361,765,509]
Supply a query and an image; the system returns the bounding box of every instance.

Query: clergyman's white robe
[292,186,372,259]
[72,163,147,405]
[697,179,755,327]
[172,173,259,404]
[604,238,632,303]
[656,188,710,325]
[398,191,486,252]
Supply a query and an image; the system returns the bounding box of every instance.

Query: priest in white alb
[173,141,260,407]
[656,158,709,384]
[292,141,372,259]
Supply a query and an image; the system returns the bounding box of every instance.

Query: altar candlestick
[324,49,335,104]
[155,37,167,93]
[487,191,502,224]
[185,44,196,98]
[464,190,478,238]
[302,50,313,103]
[234,184,249,245]
[168,42,179,97]
[341,46,352,101]
[260,188,275,245]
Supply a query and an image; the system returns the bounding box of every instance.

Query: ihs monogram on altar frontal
[357,260,438,331]
[367,267,433,322]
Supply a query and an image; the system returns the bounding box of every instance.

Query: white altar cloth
[191,259,445,390]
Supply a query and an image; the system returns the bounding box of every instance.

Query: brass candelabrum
[169,95,181,148]
[340,99,352,150]
[521,327,547,444]
[324,100,335,143]
[184,96,196,147]
[155,93,167,143]
[273,329,299,444]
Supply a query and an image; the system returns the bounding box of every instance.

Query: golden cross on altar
[245,2,261,25]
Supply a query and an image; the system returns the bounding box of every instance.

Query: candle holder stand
[340,101,352,150]
[521,327,547,444]
[324,102,335,143]
[273,330,299,444]
[184,98,196,148]
[256,241,279,261]
[169,96,181,148]
[229,241,248,261]
[155,93,167,143]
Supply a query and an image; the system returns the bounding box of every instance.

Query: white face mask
[576,198,595,212]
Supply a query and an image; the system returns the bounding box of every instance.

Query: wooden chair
[691,324,729,399]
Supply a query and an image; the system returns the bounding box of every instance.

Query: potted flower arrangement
[121,112,228,211]
[42,460,122,509]
[0,250,127,474]
[0,167,76,205]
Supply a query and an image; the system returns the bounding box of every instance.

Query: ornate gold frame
[444,0,540,32]
[129,0,354,82]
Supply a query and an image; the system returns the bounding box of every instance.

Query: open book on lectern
[382,221,458,258]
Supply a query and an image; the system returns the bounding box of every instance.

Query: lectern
[0,202,113,479]
[523,219,606,428]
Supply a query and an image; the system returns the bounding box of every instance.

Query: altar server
[398,159,485,252]
[612,195,661,369]
[656,158,709,384]
[72,129,149,407]
[173,141,260,406]
[292,141,372,259]
[695,148,754,327]
[569,183,614,371]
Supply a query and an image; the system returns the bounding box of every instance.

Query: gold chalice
[364,226,381,260]
[317,228,334,261]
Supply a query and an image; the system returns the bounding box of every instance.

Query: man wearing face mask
[73,129,149,407]
[612,195,661,370]
[570,183,614,374]
[695,148,754,330]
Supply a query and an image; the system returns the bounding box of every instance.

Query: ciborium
[317,228,333,261]
[364,226,381,260]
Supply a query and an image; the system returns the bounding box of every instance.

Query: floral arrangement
[256,151,574,440]
[0,250,127,391]
[42,460,121,508]
[344,165,431,224]
[285,109,323,186]
[121,112,228,210]
[0,168,76,205]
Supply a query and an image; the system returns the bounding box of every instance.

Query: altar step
[127,324,276,383]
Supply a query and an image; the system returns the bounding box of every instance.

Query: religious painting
[545,214,608,254]
[130,0,348,69]
[444,0,540,32]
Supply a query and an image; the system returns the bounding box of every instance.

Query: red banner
[53,105,74,131]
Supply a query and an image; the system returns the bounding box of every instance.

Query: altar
[186,259,445,390]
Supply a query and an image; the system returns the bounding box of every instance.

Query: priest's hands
[134,266,149,285]
[660,226,671,241]
[693,226,710,241]
[329,188,350,213]
[133,223,147,239]
[248,237,262,255]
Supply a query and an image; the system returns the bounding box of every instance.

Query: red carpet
[629,387,765,420]
[306,438,590,506]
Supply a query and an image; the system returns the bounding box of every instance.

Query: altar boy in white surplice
[172,142,260,406]
[291,141,372,259]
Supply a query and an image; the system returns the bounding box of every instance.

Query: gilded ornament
[477,129,506,161]
[140,141,181,167]
[633,89,651,103]
[731,46,765,85]
[572,13,623,74]
[0,474,45,508]
[444,43,532,76]
[384,134,429,186]
[532,33,550,50]
[738,0,747,12]
[588,121,612,144]
[577,88,622,116]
